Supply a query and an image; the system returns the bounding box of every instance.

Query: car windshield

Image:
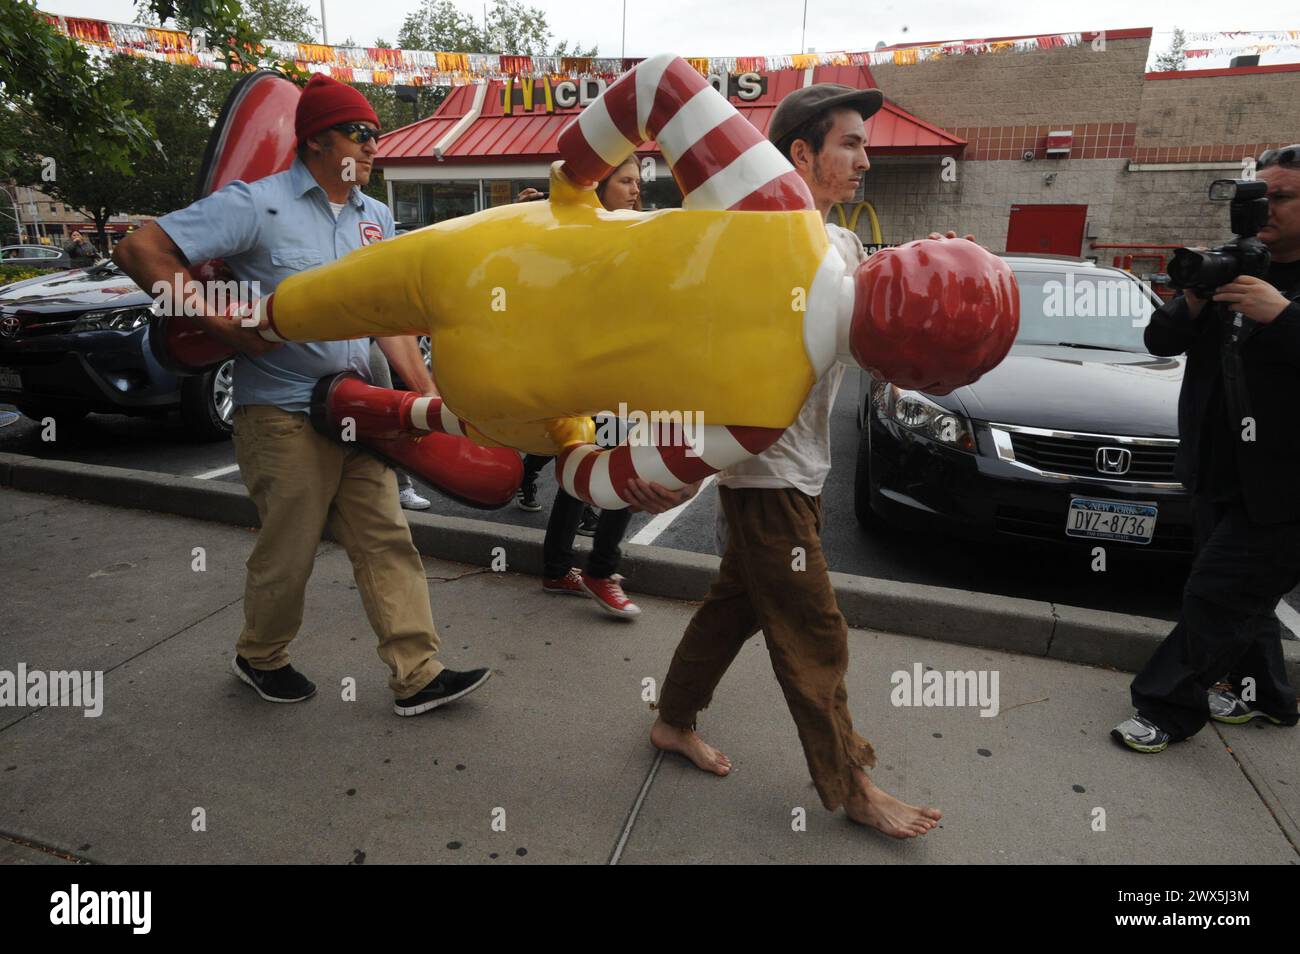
[1013,268,1157,353]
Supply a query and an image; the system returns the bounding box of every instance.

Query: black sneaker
[1208,688,1299,726]
[394,667,492,716]
[516,479,541,512]
[231,655,316,703]
[1110,714,1172,753]
[576,506,599,536]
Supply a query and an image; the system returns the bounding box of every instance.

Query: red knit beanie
[295,73,380,144]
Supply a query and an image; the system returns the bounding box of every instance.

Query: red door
[1005,204,1087,256]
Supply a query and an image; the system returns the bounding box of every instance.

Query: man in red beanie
[115,73,494,717]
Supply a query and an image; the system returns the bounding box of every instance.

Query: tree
[104,56,239,215]
[398,0,596,56]
[236,0,319,42]
[7,55,237,245]
[0,2,157,178]
[397,0,482,52]
[135,1,307,75]
[1154,28,1187,72]
[135,0,320,44]
[3,0,298,248]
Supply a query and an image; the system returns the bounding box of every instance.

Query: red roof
[376,64,963,167]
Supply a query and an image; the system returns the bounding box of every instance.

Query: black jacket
[1144,260,1300,524]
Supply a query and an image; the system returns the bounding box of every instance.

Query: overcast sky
[36,0,1300,68]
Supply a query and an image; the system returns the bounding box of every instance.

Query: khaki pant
[658,486,875,811]
[232,405,443,697]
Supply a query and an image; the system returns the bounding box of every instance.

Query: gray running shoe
[1111,715,1171,753]
[1208,689,1297,726]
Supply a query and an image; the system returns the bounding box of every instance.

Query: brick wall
[1137,69,1300,150]
[870,36,1150,128]
[851,160,1238,258]
[850,38,1295,261]
[950,123,1135,160]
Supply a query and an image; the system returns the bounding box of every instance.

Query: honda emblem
[1096,446,1131,475]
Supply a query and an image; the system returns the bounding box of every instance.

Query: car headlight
[873,383,977,453]
[73,308,150,332]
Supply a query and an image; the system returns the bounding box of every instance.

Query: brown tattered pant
[232,405,444,698]
[657,486,876,811]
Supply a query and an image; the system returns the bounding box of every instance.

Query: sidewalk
[1,488,1296,864]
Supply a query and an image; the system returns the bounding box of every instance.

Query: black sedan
[0,262,233,440]
[855,254,1193,557]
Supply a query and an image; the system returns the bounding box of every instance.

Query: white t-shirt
[328,200,346,219]
[716,222,866,497]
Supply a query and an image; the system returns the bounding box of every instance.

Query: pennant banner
[1183,41,1300,58]
[39,12,1300,87]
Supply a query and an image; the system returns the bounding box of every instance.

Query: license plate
[0,366,20,391]
[1065,496,1157,545]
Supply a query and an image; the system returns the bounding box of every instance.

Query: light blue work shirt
[156,158,395,414]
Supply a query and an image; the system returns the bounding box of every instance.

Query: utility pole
[319,0,328,43]
[0,185,23,244]
[621,0,626,59]
[800,0,808,53]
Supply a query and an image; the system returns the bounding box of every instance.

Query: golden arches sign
[830,201,883,244]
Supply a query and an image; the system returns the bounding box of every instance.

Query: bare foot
[650,717,732,776]
[844,771,942,839]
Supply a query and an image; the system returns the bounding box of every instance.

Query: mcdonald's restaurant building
[376,27,1300,283]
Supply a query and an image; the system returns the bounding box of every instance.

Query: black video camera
[1166,179,1271,299]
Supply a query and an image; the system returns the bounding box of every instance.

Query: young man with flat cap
[637,84,946,838]
[115,74,492,717]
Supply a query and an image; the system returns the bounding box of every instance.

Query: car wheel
[180,358,234,441]
[853,424,891,533]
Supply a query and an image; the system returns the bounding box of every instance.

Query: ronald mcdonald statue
[177,54,1019,510]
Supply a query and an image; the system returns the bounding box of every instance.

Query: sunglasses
[1258,145,1300,169]
[332,123,382,144]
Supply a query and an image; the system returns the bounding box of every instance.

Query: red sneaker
[542,567,586,596]
[580,573,641,618]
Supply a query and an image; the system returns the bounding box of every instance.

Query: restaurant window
[484,178,549,208]
[639,177,682,211]
[393,180,481,227]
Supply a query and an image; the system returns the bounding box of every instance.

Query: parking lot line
[627,474,716,547]
[193,463,240,480]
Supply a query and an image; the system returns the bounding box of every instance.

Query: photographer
[1113,145,1300,753]
[62,230,98,266]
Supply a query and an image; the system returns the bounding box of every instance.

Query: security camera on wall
[1022,150,1034,162]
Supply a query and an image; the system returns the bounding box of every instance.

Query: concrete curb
[3,451,1298,682]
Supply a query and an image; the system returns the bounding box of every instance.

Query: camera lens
[1168,247,1239,290]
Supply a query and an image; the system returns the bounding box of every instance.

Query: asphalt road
[4,386,1299,631]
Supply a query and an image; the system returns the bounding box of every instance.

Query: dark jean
[524,455,632,579]
[1130,494,1300,739]
[542,488,633,580]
